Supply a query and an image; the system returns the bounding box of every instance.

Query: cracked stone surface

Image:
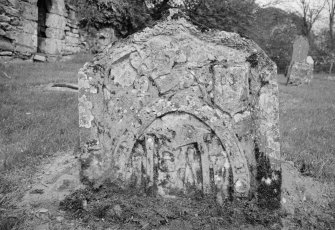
[78,16,281,203]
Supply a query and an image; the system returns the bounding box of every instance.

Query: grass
[0,54,91,170]
[0,53,92,229]
[2,61,333,181]
[278,74,335,183]
[0,57,334,228]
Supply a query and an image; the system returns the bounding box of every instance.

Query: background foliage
[66,0,334,73]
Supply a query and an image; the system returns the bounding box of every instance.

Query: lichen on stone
[78,14,281,206]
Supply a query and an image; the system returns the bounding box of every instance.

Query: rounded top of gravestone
[306,56,314,65]
[291,35,309,63]
[92,14,277,80]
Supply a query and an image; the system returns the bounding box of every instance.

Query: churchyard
[1,1,335,229]
[0,32,335,230]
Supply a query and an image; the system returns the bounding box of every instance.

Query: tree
[325,0,335,73]
[257,0,287,8]
[185,0,257,34]
[67,0,259,37]
[66,0,153,37]
[297,0,326,37]
[326,0,335,49]
[249,7,302,73]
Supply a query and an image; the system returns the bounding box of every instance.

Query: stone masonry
[0,0,82,61]
[78,15,281,206]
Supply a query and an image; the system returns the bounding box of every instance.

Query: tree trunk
[329,61,334,75]
[329,14,334,50]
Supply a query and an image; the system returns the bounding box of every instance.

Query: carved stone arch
[112,102,251,198]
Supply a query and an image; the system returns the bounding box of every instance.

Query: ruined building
[0,0,82,62]
[78,15,282,207]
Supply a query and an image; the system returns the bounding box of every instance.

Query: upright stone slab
[78,16,281,206]
[287,36,313,85]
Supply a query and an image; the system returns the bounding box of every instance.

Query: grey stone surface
[0,14,11,22]
[45,27,65,40]
[306,56,314,65]
[0,37,14,51]
[287,36,313,85]
[0,29,5,36]
[0,51,13,56]
[47,0,66,16]
[21,1,38,21]
[65,35,79,45]
[33,54,46,62]
[38,37,62,54]
[21,19,38,34]
[0,0,82,60]
[78,16,281,204]
[14,31,38,48]
[287,62,314,85]
[15,43,36,55]
[45,13,66,29]
[291,36,309,63]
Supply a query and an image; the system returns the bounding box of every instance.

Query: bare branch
[258,0,288,8]
[297,0,326,36]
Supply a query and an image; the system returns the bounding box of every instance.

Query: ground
[0,56,334,229]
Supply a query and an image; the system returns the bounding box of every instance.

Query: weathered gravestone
[78,15,281,207]
[287,36,313,85]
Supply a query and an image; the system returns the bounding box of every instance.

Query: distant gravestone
[287,36,313,85]
[291,36,309,63]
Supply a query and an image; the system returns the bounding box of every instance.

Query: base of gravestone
[287,62,313,85]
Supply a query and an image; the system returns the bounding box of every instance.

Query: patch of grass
[0,53,92,227]
[1,53,91,86]
[0,54,92,170]
[1,57,334,228]
[278,74,335,183]
[0,90,78,169]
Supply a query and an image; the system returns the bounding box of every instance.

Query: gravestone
[78,14,281,206]
[287,36,313,85]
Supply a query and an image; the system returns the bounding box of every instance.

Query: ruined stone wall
[78,16,281,206]
[0,0,82,61]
